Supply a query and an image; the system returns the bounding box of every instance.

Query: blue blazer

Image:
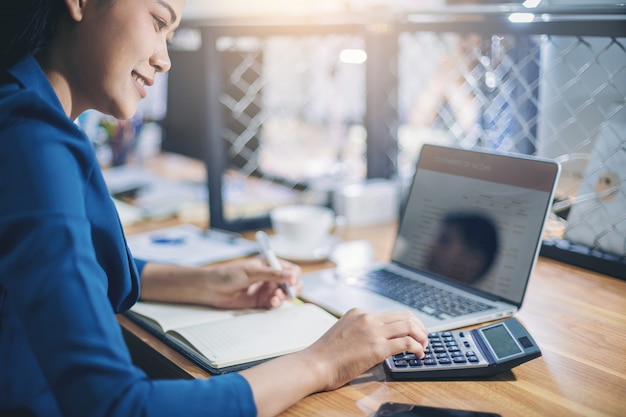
[0,56,255,417]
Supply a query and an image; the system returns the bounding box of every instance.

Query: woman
[0,1,428,416]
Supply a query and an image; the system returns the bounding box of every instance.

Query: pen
[255,230,296,300]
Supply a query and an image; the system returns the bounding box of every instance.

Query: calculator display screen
[481,324,522,359]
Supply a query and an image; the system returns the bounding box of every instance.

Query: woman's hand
[207,257,302,309]
[139,257,302,310]
[302,308,429,391]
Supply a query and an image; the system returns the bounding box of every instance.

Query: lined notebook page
[169,303,337,368]
[130,301,237,333]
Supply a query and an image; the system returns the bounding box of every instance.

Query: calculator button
[518,336,533,348]
[390,329,484,370]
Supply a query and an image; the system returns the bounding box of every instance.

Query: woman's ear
[64,0,87,22]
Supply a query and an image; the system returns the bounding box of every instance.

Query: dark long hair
[0,0,66,70]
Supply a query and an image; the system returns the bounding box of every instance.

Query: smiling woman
[42,0,180,119]
[0,1,429,417]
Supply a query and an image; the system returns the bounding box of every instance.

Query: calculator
[385,317,541,380]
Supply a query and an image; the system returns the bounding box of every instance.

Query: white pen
[255,230,296,300]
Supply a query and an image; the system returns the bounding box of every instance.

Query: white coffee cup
[270,204,339,253]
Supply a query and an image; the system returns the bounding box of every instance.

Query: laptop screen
[392,145,559,305]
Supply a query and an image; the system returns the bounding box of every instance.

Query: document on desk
[126,224,258,266]
[127,301,337,372]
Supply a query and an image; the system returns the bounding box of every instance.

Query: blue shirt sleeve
[134,257,147,277]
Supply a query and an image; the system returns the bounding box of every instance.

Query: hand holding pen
[255,230,296,300]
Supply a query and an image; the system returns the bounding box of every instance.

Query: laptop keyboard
[360,269,495,319]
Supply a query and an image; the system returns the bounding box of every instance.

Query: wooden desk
[118,221,626,417]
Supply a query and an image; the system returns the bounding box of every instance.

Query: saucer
[269,235,340,263]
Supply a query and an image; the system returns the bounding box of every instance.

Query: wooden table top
[118,221,626,417]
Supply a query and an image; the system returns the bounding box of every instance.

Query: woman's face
[63,0,184,119]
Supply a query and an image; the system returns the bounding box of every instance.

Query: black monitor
[161,46,209,160]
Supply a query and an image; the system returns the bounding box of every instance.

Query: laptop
[301,144,560,332]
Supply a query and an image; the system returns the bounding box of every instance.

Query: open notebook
[126,301,337,374]
[301,144,560,332]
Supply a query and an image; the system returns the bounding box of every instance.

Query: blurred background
[82,0,625,277]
